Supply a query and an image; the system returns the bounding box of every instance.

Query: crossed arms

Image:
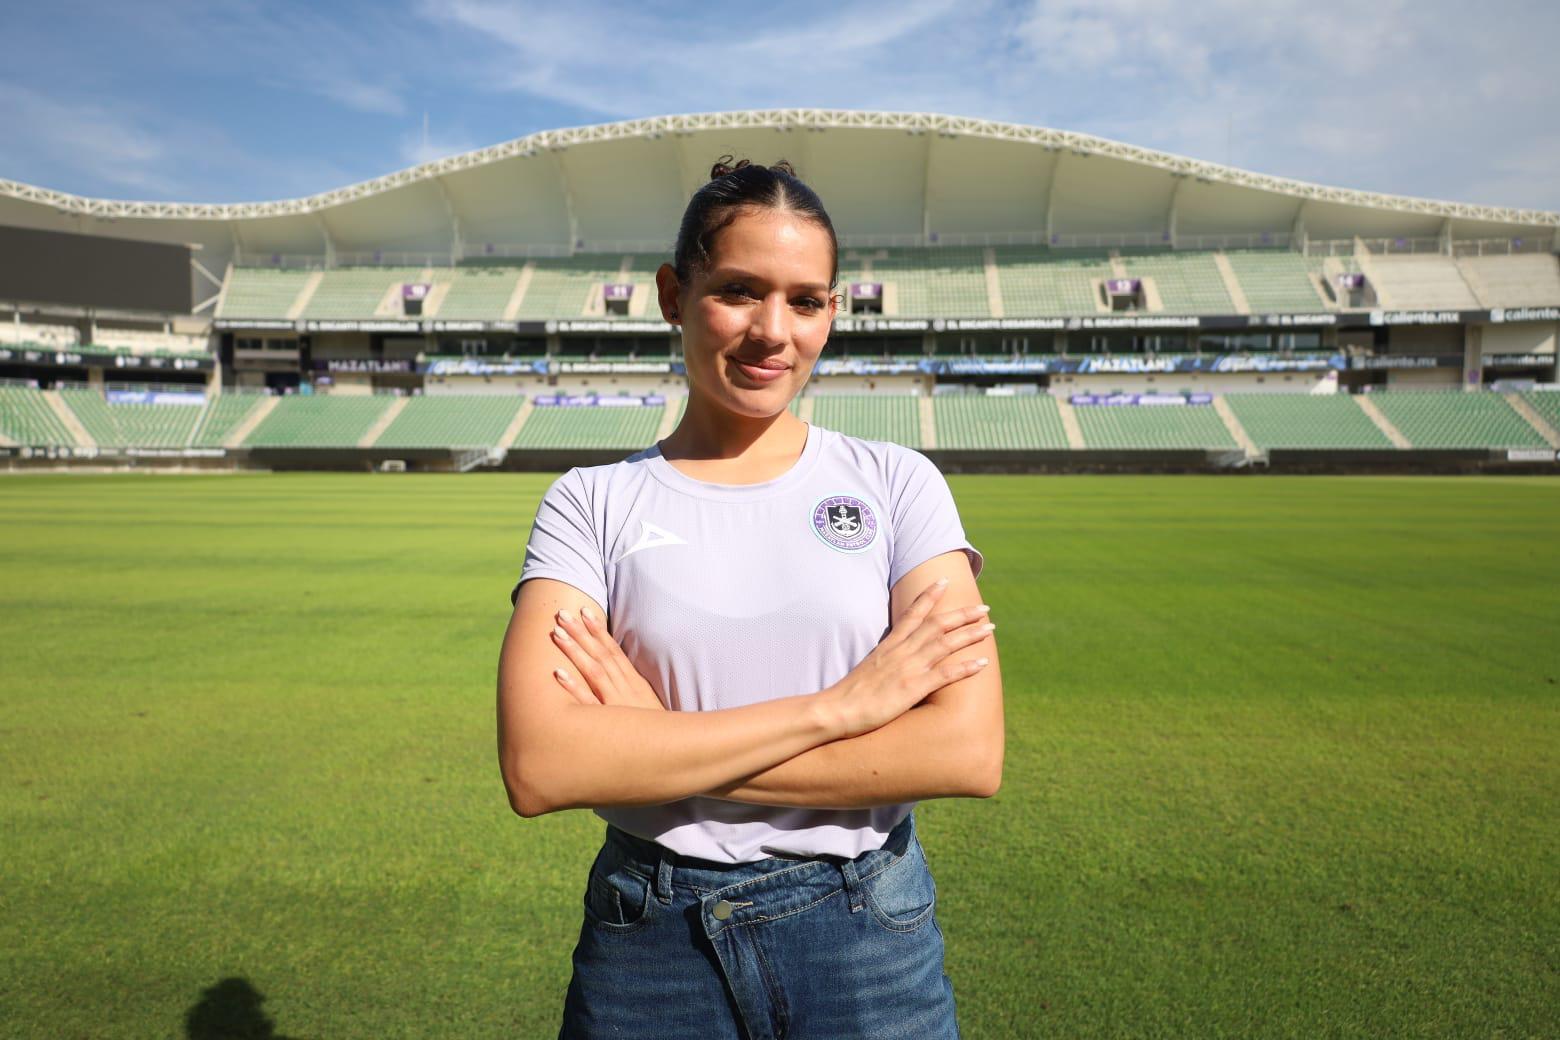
[496,550,1003,817]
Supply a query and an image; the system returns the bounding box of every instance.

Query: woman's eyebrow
[712,269,829,294]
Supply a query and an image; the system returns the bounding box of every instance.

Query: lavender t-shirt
[510,421,984,863]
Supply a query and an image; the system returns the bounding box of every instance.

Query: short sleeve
[888,449,984,589]
[509,469,609,612]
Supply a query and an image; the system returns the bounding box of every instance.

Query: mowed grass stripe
[0,472,1556,1038]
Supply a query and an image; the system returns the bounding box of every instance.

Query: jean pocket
[860,835,938,933]
[582,850,657,935]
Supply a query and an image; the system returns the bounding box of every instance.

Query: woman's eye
[795,297,823,311]
[720,285,753,298]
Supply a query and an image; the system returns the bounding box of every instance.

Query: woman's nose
[747,294,789,346]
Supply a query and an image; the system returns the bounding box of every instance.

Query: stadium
[2,108,1558,473]
[3,109,1558,1039]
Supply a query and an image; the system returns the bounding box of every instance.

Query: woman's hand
[549,605,668,711]
[818,578,994,740]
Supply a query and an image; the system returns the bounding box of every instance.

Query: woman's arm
[497,574,991,817]
[700,550,1004,808]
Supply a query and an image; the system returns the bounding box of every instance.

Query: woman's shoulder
[544,445,659,500]
[815,423,937,481]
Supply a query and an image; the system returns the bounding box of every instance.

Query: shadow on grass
[185,977,303,1040]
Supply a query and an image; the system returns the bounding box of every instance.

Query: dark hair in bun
[672,155,838,290]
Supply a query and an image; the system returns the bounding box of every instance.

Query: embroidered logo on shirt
[616,519,688,562]
[811,495,879,553]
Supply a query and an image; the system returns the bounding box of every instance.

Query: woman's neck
[658,394,809,483]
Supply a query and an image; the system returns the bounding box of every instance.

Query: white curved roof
[1,109,1555,267]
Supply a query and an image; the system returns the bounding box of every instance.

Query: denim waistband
[601,810,918,904]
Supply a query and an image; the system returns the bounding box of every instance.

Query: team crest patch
[811,494,879,553]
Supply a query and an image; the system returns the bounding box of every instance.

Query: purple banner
[603,283,634,301]
[104,389,206,406]
[1070,392,1213,406]
[850,282,882,300]
[1336,273,1366,290]
[532,393,665,407]
[402,283,431,301]
[1104,279,1141,295]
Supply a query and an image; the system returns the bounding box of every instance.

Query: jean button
[712,900,734,921]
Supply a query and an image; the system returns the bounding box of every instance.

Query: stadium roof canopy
[2,109,1556,270]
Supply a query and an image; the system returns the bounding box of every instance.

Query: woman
[497,157,1004,1039]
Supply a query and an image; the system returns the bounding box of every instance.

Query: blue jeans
[558,810,961,1039]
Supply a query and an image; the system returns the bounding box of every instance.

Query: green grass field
[2,472,1556,1039]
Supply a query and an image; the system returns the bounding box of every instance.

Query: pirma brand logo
[811,494,879,553]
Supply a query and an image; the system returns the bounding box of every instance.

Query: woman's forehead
[706,209,832,282]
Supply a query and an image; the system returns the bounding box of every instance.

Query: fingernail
[552,626,569,642]
[981,622,996,633]
[581,606,594,621]
[557,609,573,622]
[975,604,991,614]
[935,577,950,587]
[976,657,989,666]
[554,667,569,681]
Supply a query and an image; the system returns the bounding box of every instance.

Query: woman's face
[659,207,837,419]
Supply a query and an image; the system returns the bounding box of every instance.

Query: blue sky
[3,0,1556,211]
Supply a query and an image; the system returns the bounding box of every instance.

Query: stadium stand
[0,384,76,445]
[1224,392,1393,449]
[932,394,1070,449]
[0,321,80,347]
[1074,401,1238,449]
[1364,255,1482,310]
[809,395,922,447]
[87,328,209,356]
[514,257,627,319]
[1518,389,1560,431]
[58,385,205,445]
[992,247,1113,316]
[1223,250,1329,313]
[1456,254,1560,308]
[435,267,525,320]
[57,388,204,448]
[509,403,665,449]
[301,268,425,320]
[1120,252,1235,314]
[218,268,314,318]
[1367,390,1548,449]
[873,247,990,317]
[243,395,393,447]
[372,394,526,449]
[190,394,266,448]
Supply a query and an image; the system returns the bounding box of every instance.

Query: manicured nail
[981,622,996,633]
[975,604,991,614]
[557,609,573,623]
[581,606,594,622]
[552,626,569,642]
[975,657,989,667]
[935,577,950,587]
[554,668,569,681]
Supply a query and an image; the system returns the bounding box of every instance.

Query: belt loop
[655,848,675,905]
[839,857,866,913]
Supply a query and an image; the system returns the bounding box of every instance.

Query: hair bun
[709,156,799,181]
[709,155,752,179]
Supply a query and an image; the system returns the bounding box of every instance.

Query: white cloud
[0,83,180,195]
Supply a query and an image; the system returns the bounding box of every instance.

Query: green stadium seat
[1224,393,1391,449]
[374,395,525,449]
[1368,390,1546,449]
[931,394,1070,449]
[243,395,393,447]
[810,395,922,447]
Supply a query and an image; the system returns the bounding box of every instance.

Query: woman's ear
[655,263,683,324]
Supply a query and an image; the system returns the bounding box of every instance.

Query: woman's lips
[729,357,790,383]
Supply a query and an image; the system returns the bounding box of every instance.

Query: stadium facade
[1,109,1558,472]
